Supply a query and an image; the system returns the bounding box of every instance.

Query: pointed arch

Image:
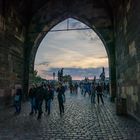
[25,12,116,100]
[29,17,110,73]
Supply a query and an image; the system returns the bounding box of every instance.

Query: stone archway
[24,1,116,100]
[0,0,140,121]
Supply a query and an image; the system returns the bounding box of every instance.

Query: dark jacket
[45,88,54,101]
[96,85,103,93]
[36,87,45,101]
[28,88,36,99]
[57,86,65,103]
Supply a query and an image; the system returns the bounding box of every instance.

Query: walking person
[14,85,22,115]
[36,84,45,119]
[28,85,37,115]
[106,83,110,95]
[96,83,104,104]
[56,83,65,115]
[69,83,73,94]
[84,78,91,97]
[44,84,49,112]
[80,82,84,95]
[45,84,54,115]
[74,82,78,94]
[83,81,88,97]
[91,82,96,103]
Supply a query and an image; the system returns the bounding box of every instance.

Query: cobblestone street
[0,91,140,140]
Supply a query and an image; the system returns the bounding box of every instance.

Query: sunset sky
[35,18,109,80]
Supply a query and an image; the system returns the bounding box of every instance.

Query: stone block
[0,89,4,97]
[129,41,136,57]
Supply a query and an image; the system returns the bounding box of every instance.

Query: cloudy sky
[35,18,109,80]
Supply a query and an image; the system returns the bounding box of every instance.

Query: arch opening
[26,14,116,100]
[30,18,110,94]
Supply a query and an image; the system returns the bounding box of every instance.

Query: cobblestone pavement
[0,90,140,140]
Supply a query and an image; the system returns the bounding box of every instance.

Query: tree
[30,70,45,84]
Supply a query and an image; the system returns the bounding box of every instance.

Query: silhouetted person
[106,83,109,94]
[45,84,54,115]
[69,83,73,94]
[57,83,65,115]
[96,83,104,104]
[91,82,96,103]
[74,83,78,94]
[14,86,22,114]
[36,85,45,119]
[28,85,37,115]
[44,84,49,112]
[84,80,91,96]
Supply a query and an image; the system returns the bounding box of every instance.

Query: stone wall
[115,0,140,120]
[0,5,25,106]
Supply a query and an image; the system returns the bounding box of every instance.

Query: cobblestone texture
[0,90,140,140]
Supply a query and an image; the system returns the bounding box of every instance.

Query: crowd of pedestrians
[79,78,109,104]
[13,82,66,119]
[13,78,109,120]
[69,82,78,94]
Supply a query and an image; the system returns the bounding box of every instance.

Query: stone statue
[100,67,105,83]
[58,68,64,81]
[58,70,60,81]
[60,68,64,77]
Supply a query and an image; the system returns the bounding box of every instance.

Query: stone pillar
[109,57,116,101]
[108,42,117,102]
[23,37,33,99]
